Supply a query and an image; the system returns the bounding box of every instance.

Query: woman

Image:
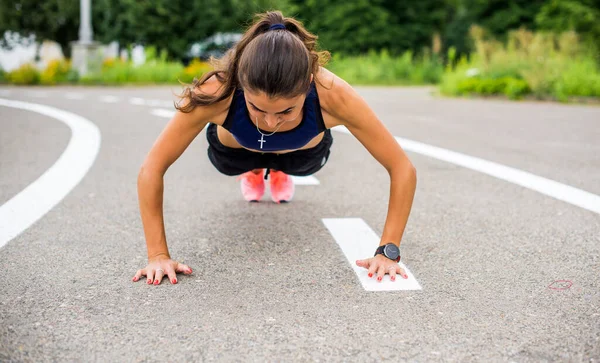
[132,11,417,286]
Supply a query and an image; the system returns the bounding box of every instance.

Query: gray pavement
[0,85,599,361]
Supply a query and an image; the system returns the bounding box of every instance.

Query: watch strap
[374,245,385,256]
[374,244,401,262]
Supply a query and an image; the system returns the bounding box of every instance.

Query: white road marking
[150,108,175,118]
[322,218,422,291]
[99,95,119,103]
[129,97,145,105]
[332,125,600,215]
[64,93,85,100]
[132,98,172,108]
[152,99,174,108]
[291,176,320,185]
[0,98,101,248]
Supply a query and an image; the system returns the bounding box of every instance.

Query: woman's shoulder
[194,73,226,97]
[314,67,357,122]
[194,73,235,107]
[180,73,234,124]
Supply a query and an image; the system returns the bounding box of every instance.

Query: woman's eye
[282,110,292,115]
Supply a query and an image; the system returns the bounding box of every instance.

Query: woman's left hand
[356,254,408,282]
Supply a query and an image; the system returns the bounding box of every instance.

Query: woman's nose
[263,114,280,128]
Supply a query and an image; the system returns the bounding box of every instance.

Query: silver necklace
[255,116,286,149]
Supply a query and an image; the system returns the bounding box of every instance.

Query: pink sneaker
[237,169,265,202]
[269,170,294,203]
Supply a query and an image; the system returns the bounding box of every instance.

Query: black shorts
[206,123,333,176]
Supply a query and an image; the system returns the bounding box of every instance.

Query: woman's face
[244,90,306,129]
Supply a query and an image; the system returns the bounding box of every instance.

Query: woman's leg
[206,123,269,201]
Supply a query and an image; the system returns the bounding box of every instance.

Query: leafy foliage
[535,0,600,52]
[0,0,78,54]
[5,63,39,84]
[441,27,600,100]
[3,0,600,60]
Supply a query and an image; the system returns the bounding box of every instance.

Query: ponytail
[176,11,330,113]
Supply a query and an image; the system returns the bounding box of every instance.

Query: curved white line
[0,98,101,248]
[332,126,600,215]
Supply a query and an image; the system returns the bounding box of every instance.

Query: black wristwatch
[374,243,401,262]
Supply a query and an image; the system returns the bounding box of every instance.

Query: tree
[1,0,293,60]
[291,0,391,55]
[535,0,600,51]
[0,0,79,54]
[443,0,546,56]
[381,0,447,54]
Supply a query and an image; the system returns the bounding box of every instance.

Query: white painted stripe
[150,108,175,118]
[99,95,119,103]
[64,93,85,100]
[148,99,173,108]
[332,125,600,215]
[132,98,173,108]
[129,97,145,105]
[291,175,320,185]
[0,98,101,248]
[322,218,422,291]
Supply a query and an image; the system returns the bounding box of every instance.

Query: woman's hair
[176,11,330,113]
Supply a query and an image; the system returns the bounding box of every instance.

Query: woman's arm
[326,77,417,250]
[137,106,212,260]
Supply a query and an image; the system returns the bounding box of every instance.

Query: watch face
[384,244,399,260]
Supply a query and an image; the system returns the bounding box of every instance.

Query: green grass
[327,50,444,85]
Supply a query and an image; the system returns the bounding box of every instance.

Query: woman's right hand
[132,254,193,285]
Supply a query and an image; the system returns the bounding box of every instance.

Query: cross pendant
[258,135,266,149]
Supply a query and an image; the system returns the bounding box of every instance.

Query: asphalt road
[1,85,599,362]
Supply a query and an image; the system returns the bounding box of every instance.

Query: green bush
[441,26,600,101]
[40,59,74,85]
[552,58,600,99]
[94,57,184,85]
[327,49,444,85]
[132,61,184,84]
[6,64,40,85]
[78,73,103,85]
[454,76,529,99]
[0,67,5,83]
[177,59,213,84]
[504,78,530,99]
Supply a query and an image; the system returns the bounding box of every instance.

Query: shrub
[454,76,529,98]
[130,61,184,84]
[40,59,74,85]
[178,59,213,84]
[6,63,40,85]
[504,78,530,99]
[96,57,184,85]
[327,49,444,85]
[441,26,600,101]
[99,58,133,84]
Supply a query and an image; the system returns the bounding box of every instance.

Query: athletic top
[221,81,327,152]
